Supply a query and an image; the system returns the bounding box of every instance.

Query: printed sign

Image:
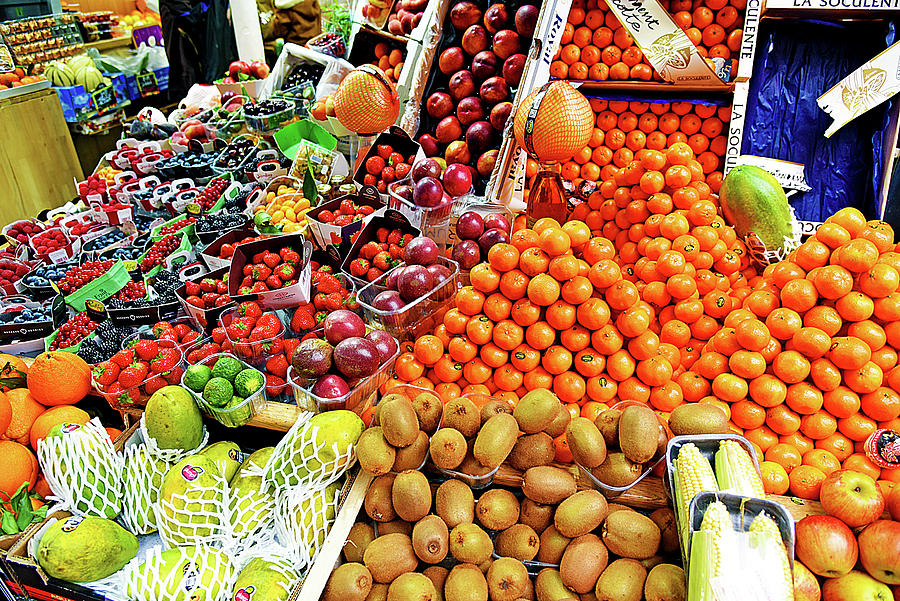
[132,25,163,48]
[91,84,118,116]
[136,71,159,96]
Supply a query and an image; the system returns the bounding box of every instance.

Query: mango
[37,516,137,583]
[127,545,234,601]
[231,557,300,601]
[145,386,204,451]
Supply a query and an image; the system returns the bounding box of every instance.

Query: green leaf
[0,362,27,391]
[304,161,318,204]
[0,510,18,535]
[33,504,47,521]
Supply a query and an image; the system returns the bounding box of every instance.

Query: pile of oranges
[0,68,45,90]
[559,98,729,186]
[550,0,745,82]
[371,42,406,84]
[680,210,900,499]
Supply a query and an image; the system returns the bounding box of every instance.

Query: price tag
[123,260,138,272]
[91,84,118,116]
[135,71,158,97]
[186,203,202,215]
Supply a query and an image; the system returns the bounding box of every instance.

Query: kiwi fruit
[566,418,607,468]
[618,406,659,463]
[475,489,520,530]
[375,393,405,421]
[508,432,556,471]
[486,557,530,601]
[643,564,685,601]
[591,453,642,488]
[444,397,481,437]
[534,568,573,601]
[444,563,488,601]
[357,427,397,476]
[378,520,413,536]
[387,572,436,601]
[495,523,540,561]
[481,399,513,424]
[594,409,621,446]
[412,514,449,564]
[543,403,572,438]
[436,479,475,527]
[344,522,376,563]
[513,389,561,434]
[458,439,497,477]
[536,525,571,564]
[393,470,433,522]
[649,509,679,554]
[554,490,608,538]
[323,562,373,601]
[422,566,448,601]
[601,511,661,559]
[668,403,728,436]
[449,522,494,565]
[412,391,443,433]
[393,431,430,472]
[478,558,493,574]
[560,534,609,594]
[363,532,418,583]
[521,575,536,601]
[639,556,666,570]
[367,583,389,601]
[522,466,577,504]
[606,503,636,515]
[365,474,397,522]
[430,428,468,470]
[656,426,668,459]
[594,559,646,601]
[474,413,519,468]
[380,396,420,447]
[519,499,554,533]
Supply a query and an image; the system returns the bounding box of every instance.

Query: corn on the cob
[749,513,794,601]
[688,501,736,601]
[715,440,766,498]
[674,443,718,548]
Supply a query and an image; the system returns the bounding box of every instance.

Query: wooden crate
[0,89,83,225]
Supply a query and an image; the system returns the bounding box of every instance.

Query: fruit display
[360,145,417,193]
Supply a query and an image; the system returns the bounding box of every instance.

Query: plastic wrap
[743,19,897,221]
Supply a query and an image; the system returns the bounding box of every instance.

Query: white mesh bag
[155,456,230,548]
[121,443,171,535]
[227,459,277,551]
[36,419,124,519]
[230,553,301,601]
[140,416,208,464]
[263,412,360,492]
[273,480,342,567]
[125,545,237,601]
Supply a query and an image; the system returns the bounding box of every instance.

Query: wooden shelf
[84,36,132,51]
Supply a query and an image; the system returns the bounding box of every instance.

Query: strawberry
[211,327,227,344]
[262,251,281,268]
[324,292,344,312]
[290,308,315,332]
[387,229,402,245]
[185,281,201,296]
[237,301,262,318]
[181,330,201,346]
[265,373,287,396]
[349,258,369,277]
[173,323,193,339]
[256,313,281,337]
[262,337,283,356]
[251,264,272,281]
[317,273,342,294]
[340,199,356,214]
[376,227,390,243]
[144,375,168,395]
[313,293,328,310]
[134,339,158,361]
[283,338,300,359]
[111,349,134,369]
[251,251,267,263]
[366,267,384,281]
[376,144,393,160]
[226,316,255,340]
[119,361,148,388]
[373,251,391,271]
[93,361,119,387]
[150,348,180,373]
[365,155,385,175]
[280,249,300,266]
[265,353,289,378]
[251,282,268,293]
[276,264,295,280]
[265,274,283,289]
[334,214,352,226]
[358,205,375,216]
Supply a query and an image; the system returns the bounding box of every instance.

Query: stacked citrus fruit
[560,98,729,186]
[551,0,745,82]
[255,185,311,233]
[678,208,900,499]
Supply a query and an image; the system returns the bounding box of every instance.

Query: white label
[766,0,900,8]
[724,82,750,175]
[818,40,900,137]
[735,155,812,191]
[797,220,823,235]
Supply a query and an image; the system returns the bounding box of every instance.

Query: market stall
[0,0,898,601]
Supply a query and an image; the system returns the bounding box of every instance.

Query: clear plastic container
[92,339,185,411]
[575,399,672,499]
[388,178,459,243]
[220,308,286,366]
[245,99,296,135]
[180,352,267,428]
[356,256,460,340]
[286,328,400,414]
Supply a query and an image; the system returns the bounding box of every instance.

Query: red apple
[796,515,859,578]
[426,92,455,119]
[794,561,822,601]
[502,54,527,87]
[480,76,509,104]
[445,140,471,165]
[489,102,512,131]
[457,96,485,125]
[471,50,500,80]
[449,70,476,101]
[823,571,893,601]
[859,521,900,584]
[450,1,482,30]
[228,60,250,79]
[820,470,885,528]
[249,60,269,79]
[462,25,490,55]
[439,47,466,75]
[492,29,521,60]
[515,4,539,38]
[483,3,509,34]
[435,116,463,144]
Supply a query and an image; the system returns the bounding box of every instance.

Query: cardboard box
[340,208,420,291]
[227,234,313,309]
[175,265,235,331]
[305,186,385,252]
[198,227,261,271]
[351,126,421,189]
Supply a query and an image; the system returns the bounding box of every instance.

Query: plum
[334,337,381,379]
[426,263,452,285]
[478,227,509,254]
[515,4,538,38]
[398,265,434,301]
[405,236,440,265]
[366,329,399,364]
[413,177,445,208]
[483,212,511,232]
[450,1,482,29]
[443,163,473,197]
[412,158,443,181]
[386,267,405,291]
[323,309,366,344]
[312,374,350,400]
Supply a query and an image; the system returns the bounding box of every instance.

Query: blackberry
[77,341,103,364]
[108,298,125,309]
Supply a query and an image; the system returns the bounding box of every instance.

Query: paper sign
[735,155,812,191]
[91,84,118,116]
[603,0,725,85]
[766,0,900,9]
[136,71,159,96]
[818,40,900,137]
[131,25,163,48]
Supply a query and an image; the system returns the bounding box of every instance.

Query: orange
[0,394,9,436]
[27,351,91,406]
[30,406,90,450]
[3,389,45,442]
[765,442,802,472]
[788,464,826,499]
[843,453,881,481]
[816,432,855,462]
[803,448,841,476]
[0,441,37,500]
[760,460,790,494]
